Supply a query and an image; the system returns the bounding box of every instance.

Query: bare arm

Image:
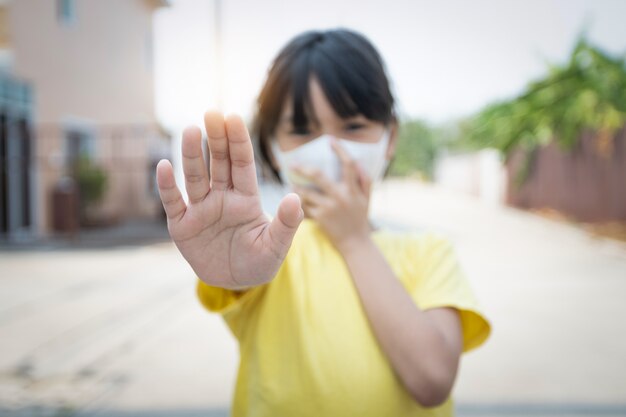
[339,238,463,407]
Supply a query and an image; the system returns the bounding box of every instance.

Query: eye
[345,123,365,131]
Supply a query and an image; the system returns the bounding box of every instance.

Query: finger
[330,138,358,189]
[300,202,316,220]
[204,110,231,190]
[268,193,303,254]
[356,164,373,197]
[300,198,323,220]
[293,186,325,221]
[156,159,187,222]
[293,185,324,207]
[225,114,259,196]
[292,166,336,196]
[181,126,211,204]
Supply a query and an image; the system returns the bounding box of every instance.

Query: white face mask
[271,130,390,189]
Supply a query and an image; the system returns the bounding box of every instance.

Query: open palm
[156,111,303,289]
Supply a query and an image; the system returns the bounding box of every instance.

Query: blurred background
[0,0,625,416]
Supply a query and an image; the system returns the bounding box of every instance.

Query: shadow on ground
[3,403,626,417]
[456,402,626,416]
[0,219,172,252]
[0,408,229,417]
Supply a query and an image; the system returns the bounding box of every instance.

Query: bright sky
[153,0,626,131]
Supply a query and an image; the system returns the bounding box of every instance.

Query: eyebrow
[279,114,364,125]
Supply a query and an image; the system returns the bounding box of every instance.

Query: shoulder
[373,226,454,261]
[377,230,492,353]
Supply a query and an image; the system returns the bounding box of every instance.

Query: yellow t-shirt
[197,219,491,417]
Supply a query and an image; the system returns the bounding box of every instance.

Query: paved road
[372,181,626,416]
[1,180,625,416]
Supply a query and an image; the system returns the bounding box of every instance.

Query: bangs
[289,49,360,130]
[290,46,391,130]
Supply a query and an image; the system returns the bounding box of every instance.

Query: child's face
[272,77,396,157]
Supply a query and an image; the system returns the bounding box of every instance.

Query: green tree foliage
[468,37,626,159]
[388,119,438,179]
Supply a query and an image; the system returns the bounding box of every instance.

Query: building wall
[8,0,158,125]
[5,0,169,238]
[0,4,14,70]
[434,149,507,206]
[0,6,10,49]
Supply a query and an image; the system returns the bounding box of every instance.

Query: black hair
[252,28,397,182]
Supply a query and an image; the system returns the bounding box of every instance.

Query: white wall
[434,149,507,205]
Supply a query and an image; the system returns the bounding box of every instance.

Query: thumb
[268,193,304,253]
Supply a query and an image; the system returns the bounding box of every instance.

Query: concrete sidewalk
[0,179,625,416]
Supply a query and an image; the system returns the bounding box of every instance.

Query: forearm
[338,237,458,407]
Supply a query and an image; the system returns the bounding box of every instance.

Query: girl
[156,29,491,417]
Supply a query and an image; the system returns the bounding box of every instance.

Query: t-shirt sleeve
[196,279,239,313]
[407,234,491,353]
[196,279,263,315]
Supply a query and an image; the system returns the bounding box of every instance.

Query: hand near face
[293,138,373,254]
[156,112,304,289]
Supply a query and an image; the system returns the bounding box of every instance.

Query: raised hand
[156,111,303,289]
[291,137,372,254]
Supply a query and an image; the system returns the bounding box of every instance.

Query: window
[64,127,96,174]
[62,119,96,164]
[57,0,76,26]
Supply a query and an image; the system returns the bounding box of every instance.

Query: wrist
[335,231,374,258]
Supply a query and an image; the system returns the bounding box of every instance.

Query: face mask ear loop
[380,127,393,181]
[378,129,392,181]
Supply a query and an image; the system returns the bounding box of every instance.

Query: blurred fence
[1,119,171,241]
[507,126,626,222]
